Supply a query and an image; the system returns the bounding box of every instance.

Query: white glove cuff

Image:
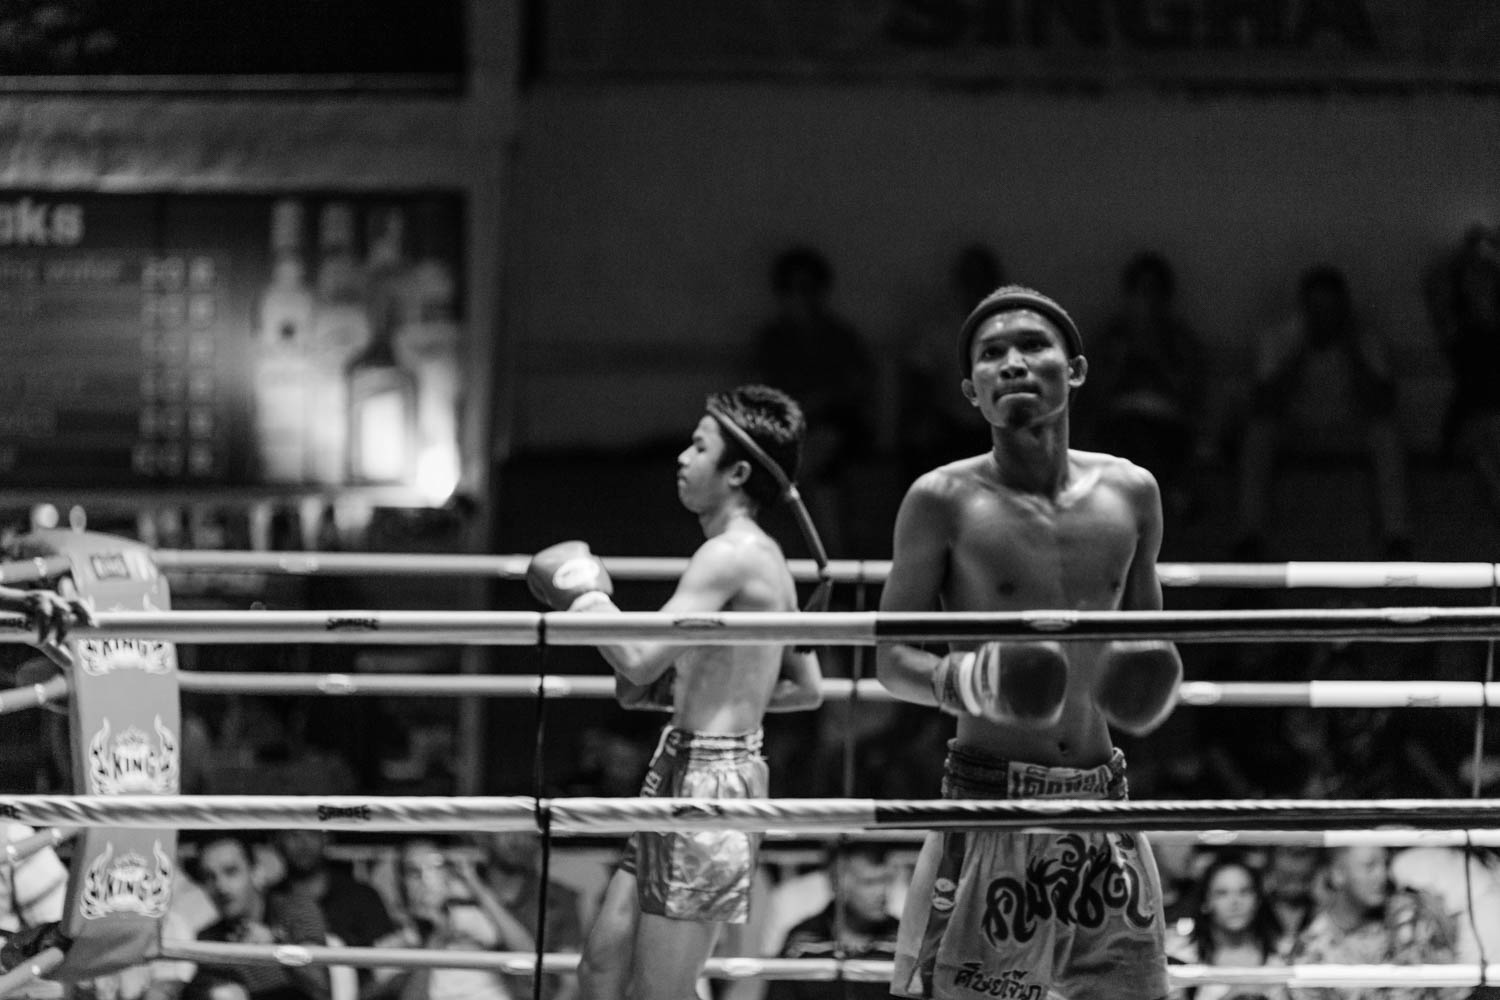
[568,591,619,613]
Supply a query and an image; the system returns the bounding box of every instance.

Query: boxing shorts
[893,743,1168,1000]
[619,726,767,923]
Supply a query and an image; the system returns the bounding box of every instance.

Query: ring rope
[0,675,67,716]
[0,795,1496,832]
[153,942,1500,988]
[149,551,1500,590]
[10,606,1500,645]
[170,672,1500,709]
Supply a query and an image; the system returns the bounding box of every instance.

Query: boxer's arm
[876,477,950,706]
[590,536,742,686]
[766,647,822,712]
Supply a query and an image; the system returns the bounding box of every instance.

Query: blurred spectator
[1425,224,1500,519]
[1390,847,1500,998]
[1090,251,1207,519]
[755,245,875,554]
[181,970,252,1000]
[190,833,331,1000]
[1291,846,1462,1000]
[379,838,537,1000]
[896,243,1003,486]
[0,823,67,940]
[1262,847,1320,955]
[270,828,402,995]
[476,832,582,1000]
[767,846,901,1000]
[1166,852,1288,1000]
[1234,265,1411,560]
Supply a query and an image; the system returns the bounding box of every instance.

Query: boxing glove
[526,541,615,611]
[931,640,1068,728]
[1093,640,1182,736]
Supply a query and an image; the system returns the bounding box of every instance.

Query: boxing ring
[1,542,1498,995]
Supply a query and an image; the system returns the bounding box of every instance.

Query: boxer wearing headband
[879,285,1181,1000]
[527,384,822,1000]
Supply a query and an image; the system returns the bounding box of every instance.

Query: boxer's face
[962,311,1084,430]
[677,416,746,513]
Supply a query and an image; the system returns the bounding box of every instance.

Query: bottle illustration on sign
[252,200,313,483]
[306,202,370,484]
[347,302,416,484]
[376,207,463,502]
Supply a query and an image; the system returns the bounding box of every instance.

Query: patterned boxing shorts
[619,726,767,923]
[892,743,1168,1000]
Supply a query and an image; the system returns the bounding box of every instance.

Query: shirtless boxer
[877,286,1182,1000]
[527,384,824,1000]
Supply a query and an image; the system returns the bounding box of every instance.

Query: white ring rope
[173,672,1500,709]
[153,942,1500,989]
[7,606,1500,645]
[152,551,1500,590]
[0,795,1496,833]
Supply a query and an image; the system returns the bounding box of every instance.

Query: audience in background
[1291,846,1462,1000]
[190,833,331,1000]
[1262,847,1320,955]
[1090,251,1207,519]
[1234,264,1411,561]
[768,846,901,1000]
[1426,223,1500,522]
[475,832,582,1000]
[1166,852,1289,1000]
[755,245,875,554]
[896,243,1003,487]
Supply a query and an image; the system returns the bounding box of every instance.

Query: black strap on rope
[706,402,833,615]
[531,626,550,1000]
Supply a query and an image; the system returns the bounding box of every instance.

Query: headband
[957,285,1083,375]
[706,402,833,617]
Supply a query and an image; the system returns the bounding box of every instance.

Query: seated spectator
[1390,846,1500,995]
[476,832,582,1000]
[271,829,399,950]
[181,969,252,1000]
[379,838,538,1000]
[1262,847,1320,955]
[768,846,900,1000]
[1234,265,1411,560]
[0,823,67,940]
[1090,251,1207,519]
[1167,852,1288,1000]
[1291,846,1463,1000]
[1425,223,1500,520]
[189,833,331,1000]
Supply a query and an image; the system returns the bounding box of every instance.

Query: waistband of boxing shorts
[943,741,1128,801]
[654,725,765,762]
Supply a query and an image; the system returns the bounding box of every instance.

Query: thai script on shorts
[1004,765,1105,798]
[981,832,1155,944]
[952,963,1043,1000]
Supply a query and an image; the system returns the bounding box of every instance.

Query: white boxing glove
[931,640,1068,728]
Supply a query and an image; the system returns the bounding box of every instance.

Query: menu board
[0,191,466,493]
